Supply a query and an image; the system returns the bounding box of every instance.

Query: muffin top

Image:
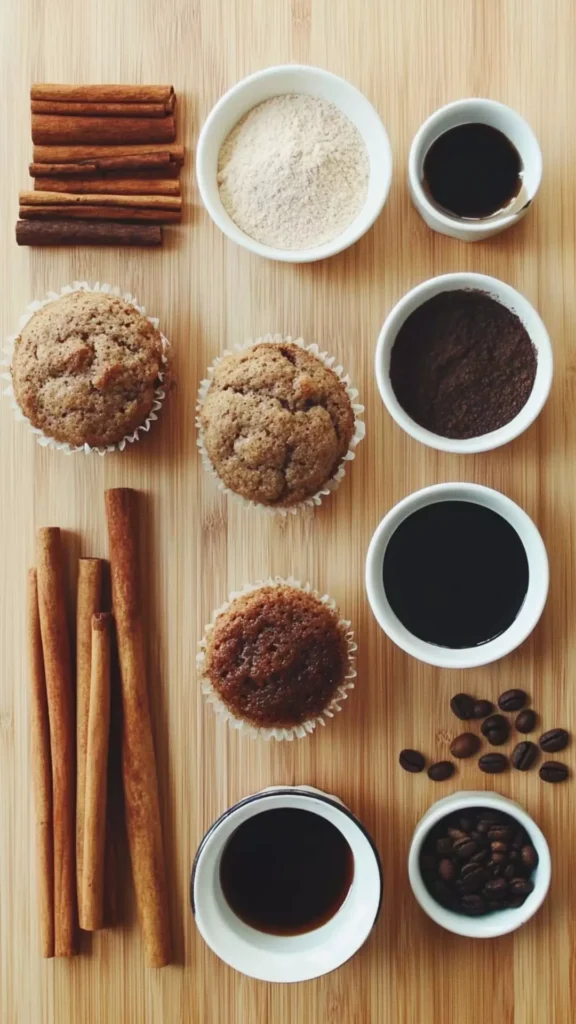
[204,585,349,728]
[199,342,355,506]
[11,291,165,447]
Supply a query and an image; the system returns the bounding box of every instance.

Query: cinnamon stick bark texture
[105,489,171,967]
[81,613,112,932]
[32,113,176,145]
[34,177,181,196]
[21,190,181,209]
[27,569,55,959]
[32,100,175,118]
[76,559,104,920]
[31,84,175,104]
[20,206,181,224]
[16,220,163,247]
[30,152,179,175]
[33,143,185,164]
[36,529,76,957]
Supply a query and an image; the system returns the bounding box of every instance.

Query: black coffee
[383,501,529,648]
[423,123,522,219]
[219,807,354,935]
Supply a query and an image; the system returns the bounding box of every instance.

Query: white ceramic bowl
[408,98,542,241]
[365,482,549,669]
[375,272,553,454]
[408,792,551,938]
[191,785,382,982]
[196,64,392,263]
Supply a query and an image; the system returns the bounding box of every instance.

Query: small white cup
[408,99,542,241]
[375,272,553,454]
[408,792,551,938]
[191,785,382,982]
[365,482,549,669]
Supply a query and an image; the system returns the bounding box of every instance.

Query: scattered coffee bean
[539,728,570,753]
[450,732,482,759]
[498,688,528,712]
[428,761,455,781]
[512,741,539,771]
[481,714,510,746]
[438,858,455,881]
[521,845,539,871]
[515,709,537,733]
[450,693,475,720]
[483,877,508,900]
[453,836,478,859]
[472,699,494,719]
[478,753,508,774]
[399,748,426,773]
[539,761,569,783]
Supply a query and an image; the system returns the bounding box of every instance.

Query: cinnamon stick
[30,153,179,175]
[31,84,175,104]
[27,569,54,959]
[105,489,171,968]
[33,143,185,164]
[76,559,104,922]
[32,99,175,118]
[81,613,112,932]
[20,205,181,224]
[34,177,181,196]
[21,190,181,209]
[16,220,163,247]
[32,113,176,146]
[36,529,76,957]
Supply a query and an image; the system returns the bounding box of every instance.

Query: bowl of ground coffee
[375,272,553,453]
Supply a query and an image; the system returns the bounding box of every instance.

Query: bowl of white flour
[196,65,392,263]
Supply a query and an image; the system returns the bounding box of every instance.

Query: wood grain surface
[1,1,575,1021]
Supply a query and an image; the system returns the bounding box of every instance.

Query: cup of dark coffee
[191,785,382,982]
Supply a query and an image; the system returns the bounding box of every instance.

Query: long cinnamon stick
[20,205,181,224]
[33,143,185,164]
[81,613,112,932]
[27,569,54,959]
[34,177,181,196]
[76,559,104,922]
[21,190,181,209]
[105,489,171,968]
[30,153,179,175]
[16,220,163,247]
[32,100,175,118]
[31,84,175,104]
[32,113,176,146]
[36,529,76,957]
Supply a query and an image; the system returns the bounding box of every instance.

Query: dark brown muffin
[199,342,355,506]
[204,585,350,729]
[11,291,166,447]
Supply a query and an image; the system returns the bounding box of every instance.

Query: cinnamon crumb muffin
[202,583,353,733]
[198,342,356,507]
[11,290,166,448]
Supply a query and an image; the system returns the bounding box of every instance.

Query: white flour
[217,93,369,250]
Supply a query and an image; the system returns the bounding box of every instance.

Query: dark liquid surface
[383,501,529,648]
[423,123,522,219]
[220,808,354,935]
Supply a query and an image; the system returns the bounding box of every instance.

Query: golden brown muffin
[199,342,355,506]
[11,291,165,447]
[204,585,350,729]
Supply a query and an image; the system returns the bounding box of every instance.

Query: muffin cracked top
[11,291,165,447]
[199,342,355,506]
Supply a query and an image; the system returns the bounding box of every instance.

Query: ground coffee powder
[389,289,537,439]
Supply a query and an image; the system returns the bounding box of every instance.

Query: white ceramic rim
[365,482,549,669]
[191,787,382,982]
[408,98,543,235]
[196,64,392,263]
[408,791,551,938]
[375,272,553,454]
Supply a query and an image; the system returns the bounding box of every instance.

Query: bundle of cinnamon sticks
[17,85,185,247]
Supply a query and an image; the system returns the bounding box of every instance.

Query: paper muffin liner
[1,280,170,455]
[197,576,357,741]
[195,333,365,515]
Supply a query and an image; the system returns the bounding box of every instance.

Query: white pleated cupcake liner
[197,576,357,741]
[1,280,170,455]
[195,333,365,515]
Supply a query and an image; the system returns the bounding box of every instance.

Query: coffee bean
[508,850,520,864]
[507,895,528,908]
[470,849,489,864]
[515,709,537,733]
[399,748,426,773]
[504,863,516,880]
[489,852,506,865]
[483,878,508,900]
[498,688,528,712]
[481,714,510,745]
[512,831,526,850]
[447,828,467,840]
[490,841,509,854]
[487,825,514,842]
[428,761,455,781]
[460,893,487,915]
[460,861,480,877]
[458,866,490,893]
[512,741,539,771]
[436,837,453,856]
[472,699,494,719]
[450,693,475,720]
[521,845,539,871]
[478,753,508,774]
[438,858,455,881]
[539,760,569,783]
[453,837,478,859]
[539,728,570,753]
[509,877,535,896]
[450,732,482,759]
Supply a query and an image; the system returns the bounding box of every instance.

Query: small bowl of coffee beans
[408,792,551,938]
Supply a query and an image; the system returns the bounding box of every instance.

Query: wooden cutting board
[0,1,574,1021]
